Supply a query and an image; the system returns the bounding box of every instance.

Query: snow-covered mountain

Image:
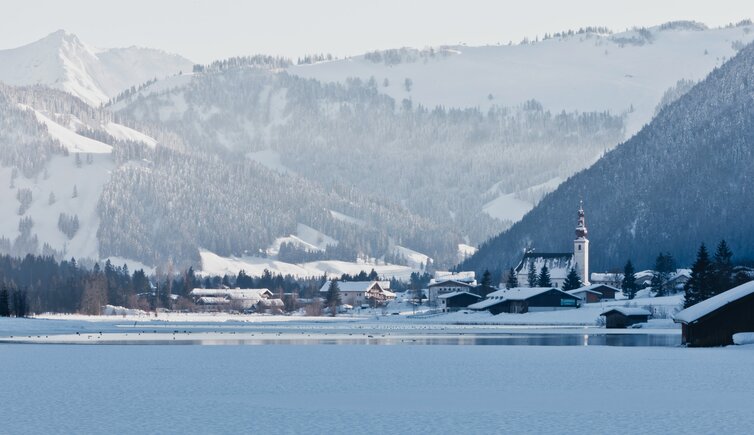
[289,20,754,135]
[0,30,193,106]
[462,38,754,273]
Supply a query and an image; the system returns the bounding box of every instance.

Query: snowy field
[1,343,753,434]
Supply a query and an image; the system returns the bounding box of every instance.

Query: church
[514,203,590,288]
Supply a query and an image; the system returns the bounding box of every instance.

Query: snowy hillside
[289,21,754,134]
[0,30,193,105]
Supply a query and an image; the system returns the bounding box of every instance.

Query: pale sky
[1,0,751,63]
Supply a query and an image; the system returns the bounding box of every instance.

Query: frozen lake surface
[0,317,680,346]
[2,343,753,434]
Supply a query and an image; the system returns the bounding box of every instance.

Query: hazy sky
[1,0,751,63]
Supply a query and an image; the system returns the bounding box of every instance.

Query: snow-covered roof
[318,280,382,293]
[190,288,272,300]
[196,296,229,305]
[590,272,622,282]
[485,287,562,301]
[259,298,285,308]
[674,281,754,324]
[433,271,475,283]
[579,283,619,293]
[468,298,507,310]
[567,288,602,296]
[601,307,651,317]
[428,279,475,288]
[438,291,482,300]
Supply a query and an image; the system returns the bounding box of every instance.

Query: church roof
[515,252,574,278]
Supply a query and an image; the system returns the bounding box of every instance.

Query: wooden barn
[674,281,754,347]
[469,287,581,314]
[601,307,651,328]
[438,291,482,312]
[567,288,602,304]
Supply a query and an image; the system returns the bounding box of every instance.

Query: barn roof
[567,288,602,296]
[438,291,482,300]
[580,283,619,293]
[486,287,568,301]
[468,298,507,310]
[601,307,651,317]
[674,281,754,324]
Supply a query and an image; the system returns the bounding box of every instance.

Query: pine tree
[506,267,519,289]
[478,269,494,297]
[527,261,537,287]
[538,265,552,287]
[325,280,341,316]
[651,252,676,296]
[562,267,582,290]
[0,286,10,317]
[684,243,714,308]
[711,239,733,296]
[622,260,638,300]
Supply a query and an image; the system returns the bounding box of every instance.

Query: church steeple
[573,201,590,285]
[575,200,588,239]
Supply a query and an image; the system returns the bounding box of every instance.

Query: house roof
[190,288,272,300]
[579,283,619,293]
[196,296,229,305]
[428,279,475,288]
[438,291,482,300]
[590,272,622,282]
[567,288,602,296]
[486,287,566,301]
[468,298,508,310]
[601,307,651,317]
[674,281,754,324]
[318,281,382,293]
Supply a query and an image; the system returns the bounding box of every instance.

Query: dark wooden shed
[674,282,754,347]
[438,291,482,312]
[601,308,651,328]
[469,287,581,314]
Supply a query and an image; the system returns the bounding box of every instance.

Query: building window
[578,245,581,251]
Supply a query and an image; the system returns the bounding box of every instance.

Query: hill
[461,40,754,274]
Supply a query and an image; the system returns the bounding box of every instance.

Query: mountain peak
[42,29,82,45]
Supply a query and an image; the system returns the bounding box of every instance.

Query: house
[666,269,691,293]
[601,308,651,328]
[515,203,590,288]
[438,291,482,312]
[469,287,581,314]
[633,270,654,288]
[567,288,603,304]
[427,279,477,306]
[576,284,619,301]
[318,280,395,306]
[590,272,623,288]
[189,288,279,311]
[674,281,754,347]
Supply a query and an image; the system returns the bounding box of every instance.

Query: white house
[427,279,477,306]
[189,288,279,311]
[319,280,395,306]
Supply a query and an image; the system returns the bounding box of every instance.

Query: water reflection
[67,333,680,347]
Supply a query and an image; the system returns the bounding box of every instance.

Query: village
[161,204,754,348]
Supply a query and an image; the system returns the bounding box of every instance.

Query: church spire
[575,201,587,239]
